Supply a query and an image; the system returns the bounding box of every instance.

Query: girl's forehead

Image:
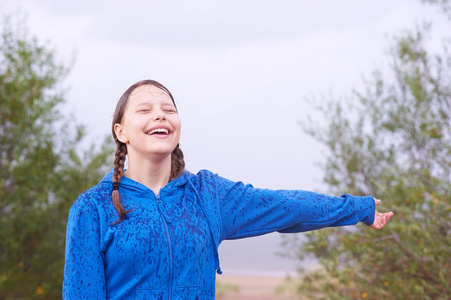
[129,85,171,104]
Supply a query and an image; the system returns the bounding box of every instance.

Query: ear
[114,123,129,144]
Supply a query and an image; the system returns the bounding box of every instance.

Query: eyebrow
[133,101,175,108]
[133,102,151,108]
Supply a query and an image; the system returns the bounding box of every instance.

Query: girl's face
[114,84,181,161]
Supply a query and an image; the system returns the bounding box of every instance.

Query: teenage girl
[63,79,393,300]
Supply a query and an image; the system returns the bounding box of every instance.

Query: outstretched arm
[370,198,394,230]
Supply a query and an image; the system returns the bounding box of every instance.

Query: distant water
[218,232,318,278]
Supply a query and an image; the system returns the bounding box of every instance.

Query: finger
[386,211,394,222]
[380,212,393,226]
[374,198,381,206]
[371,211,393,229]
[383,211,393,220]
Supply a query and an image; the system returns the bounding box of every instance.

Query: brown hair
[111,79,185,224]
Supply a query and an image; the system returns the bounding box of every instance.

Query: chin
[148,147,175,157]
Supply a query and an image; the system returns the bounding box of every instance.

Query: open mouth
[147,128,170,135]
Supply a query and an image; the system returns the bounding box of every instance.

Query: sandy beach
[216,275,294,300]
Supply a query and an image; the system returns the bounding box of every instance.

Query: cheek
[174,124,181,141]
[127,117,147,130]
[172,119,182,143]
[172,116,182,133]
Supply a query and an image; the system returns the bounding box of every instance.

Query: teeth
[148,128,169,135]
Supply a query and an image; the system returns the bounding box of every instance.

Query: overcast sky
[1,0,448,275]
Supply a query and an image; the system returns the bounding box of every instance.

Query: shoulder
[189,169,236,183]
[69,183,111,217]
[186,169,230,188]
[186,169,246,196]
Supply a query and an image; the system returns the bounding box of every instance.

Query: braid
[111,141,131,225]
[170,144,185,181]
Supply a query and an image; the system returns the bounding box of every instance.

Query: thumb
[374,198,381,207]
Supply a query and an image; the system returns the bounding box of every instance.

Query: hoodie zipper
[156,194,173,299]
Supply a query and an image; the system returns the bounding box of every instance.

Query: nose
[154,111,166,121]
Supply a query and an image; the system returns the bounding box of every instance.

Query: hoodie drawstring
[187,179,223,275]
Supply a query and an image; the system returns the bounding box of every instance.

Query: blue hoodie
[63,169,375,299]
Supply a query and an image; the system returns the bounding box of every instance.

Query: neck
[125,154,172,195]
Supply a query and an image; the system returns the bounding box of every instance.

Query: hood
[99,169,190,194]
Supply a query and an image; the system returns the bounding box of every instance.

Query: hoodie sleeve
[63,194,106,299]
[200,171,375,241]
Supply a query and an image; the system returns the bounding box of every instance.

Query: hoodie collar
[100,169,189,193]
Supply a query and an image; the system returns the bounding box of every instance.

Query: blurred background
[1,0,449,299]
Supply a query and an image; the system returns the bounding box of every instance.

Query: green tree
[283,4,451,300]
[0,16,113,299]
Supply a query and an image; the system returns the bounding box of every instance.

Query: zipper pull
[156,195,172,224]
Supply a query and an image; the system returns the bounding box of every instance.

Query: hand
[370,198,394,230]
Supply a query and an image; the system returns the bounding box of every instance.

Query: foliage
[0,16,113,299]
[215,281,239,299]
[422,0,451,18]
[285,10,451,300]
